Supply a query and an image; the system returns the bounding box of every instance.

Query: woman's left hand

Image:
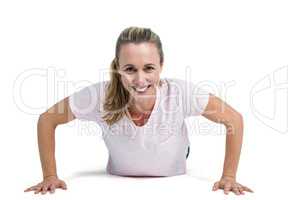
[212,176,254,195]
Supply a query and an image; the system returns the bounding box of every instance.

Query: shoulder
[73,80,109,98]
[163,77,186,85]
[162,77,192,94]
[163,77,208,92]
[85,80,109,92]
[68,80,109,121]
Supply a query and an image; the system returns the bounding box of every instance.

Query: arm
[201,94,253,195]
[38,97,75,179]
[25,97,76,194]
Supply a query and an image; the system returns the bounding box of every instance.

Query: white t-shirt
[69,78,210,177]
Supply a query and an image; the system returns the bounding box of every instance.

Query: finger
[232,186,240,195]
[58,181,67,190]
[49,184,56,194]
[224,183,231,195]
[238,187,245,195]
[212,182,220,191]
[239,184,253,193]
[243,186,254,193]
[24,186,37,192]
[32,183,44,194]
[34,187,42,194]
[27,183,43,192]
[41,185,49,195]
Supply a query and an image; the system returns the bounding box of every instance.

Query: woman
[24,26,253,195]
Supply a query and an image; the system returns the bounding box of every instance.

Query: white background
[1,0,299,199]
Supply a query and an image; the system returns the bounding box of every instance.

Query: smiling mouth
[132,85,151,93]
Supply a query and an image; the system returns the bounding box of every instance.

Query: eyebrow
[122,63,156,69]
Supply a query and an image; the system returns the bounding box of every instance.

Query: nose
[133,71,148,86]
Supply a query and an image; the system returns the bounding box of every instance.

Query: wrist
[221,173,236,180]
[43,174,58,180]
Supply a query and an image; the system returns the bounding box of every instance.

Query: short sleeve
[68,81,108,122]
[180,79,210,118]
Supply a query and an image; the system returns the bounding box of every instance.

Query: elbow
[38,112,49,123]
[230,112,244,134]
[236,112,243,122]
[232,111,243,126]
[224,112,244,131]
[38,112,58,129]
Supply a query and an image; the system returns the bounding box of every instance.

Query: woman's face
[118,42,163,99]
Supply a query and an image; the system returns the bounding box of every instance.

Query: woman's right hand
[24,176,67,195]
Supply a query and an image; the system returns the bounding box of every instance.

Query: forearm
[37,115,58,179]
[222,115,244,179]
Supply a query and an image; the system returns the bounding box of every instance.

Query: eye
[145,66,155,71]
[125,67,136,73]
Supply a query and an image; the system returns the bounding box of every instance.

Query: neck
[127,81,161,114]
[128,96,156,114]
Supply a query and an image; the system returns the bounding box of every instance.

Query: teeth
[133,85,149,92]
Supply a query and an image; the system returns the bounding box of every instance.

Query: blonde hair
[102,26,164,125]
